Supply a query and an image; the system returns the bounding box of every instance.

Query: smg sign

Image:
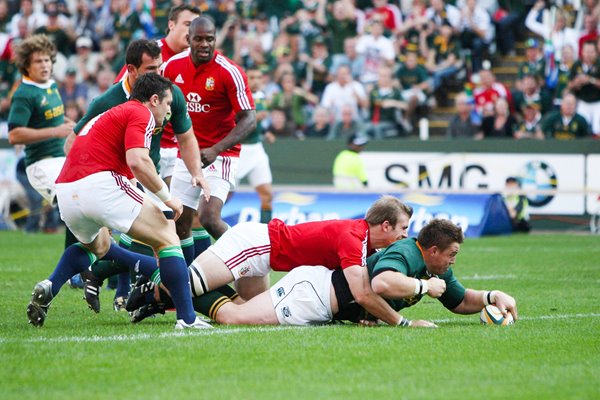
[361,152,586,215]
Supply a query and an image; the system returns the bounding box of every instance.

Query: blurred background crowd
[1,0,600,143]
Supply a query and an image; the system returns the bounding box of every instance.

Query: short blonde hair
[365,195,413,226]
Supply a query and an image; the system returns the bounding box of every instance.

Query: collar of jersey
[121,72,132,99]
[22,76,55,89]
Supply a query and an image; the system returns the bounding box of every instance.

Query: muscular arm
[451,288,518,319]
[126,147,167,193]
[371,270,446,299]
[9,123,74,145]
[202,109,256,165]
[344,265,401,326]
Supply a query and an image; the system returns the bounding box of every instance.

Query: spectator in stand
[457,0,494,73]
[34,3,73,58]
[525,1,579,62]
[512,74,553,117]
[112,0,142,51]
[9,0,47,39]
[329,36,365,81]
[493,0,529,56]
[265,108,298,139]
[514,101,544,140]
[568,40,600,137]
[315,0,359,58]
[517,38,545,91]
[396,0,429,50]
[366,0,403,34]
[0,0,10,33]
[72,0,99,47]
[304,106,332,138]
[253,13,274,54]
[270,72,319,137]
[481,97,517,138]
[446,92,483,139]
[425,21,463,105]
[574,0,600,31]
[425,0,462,33]
[395,48,431,126]
[97,37,124,76]
[321,63,368,124]
[64,100,84,124]
[86,68,115,106]
[474,68,514,118]
[298,36,332,98]
[578,14,599,59]
[367,65,409,138]
[540,93,590,139]
[327,104,365,140]
[68,36,100,84]
[59,67,88,112]
[554,44,576,106]
[355,18,396,89]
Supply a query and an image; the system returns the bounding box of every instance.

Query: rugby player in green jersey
[130,215,518,327]
[8,34,75,211]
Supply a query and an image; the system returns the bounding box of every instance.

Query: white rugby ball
[480,305,514,326]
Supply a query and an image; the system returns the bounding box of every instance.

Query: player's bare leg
[215,290,279,325]
[234,276,270,301]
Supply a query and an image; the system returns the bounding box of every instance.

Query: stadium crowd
[1,0,599,143]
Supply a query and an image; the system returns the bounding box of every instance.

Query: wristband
[483,290,497,306]
[154,182,172,203]
[414,279,429,296]
[398,316,412,327]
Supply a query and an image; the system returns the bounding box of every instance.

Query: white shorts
[577,100,600,135]
[209,222,271,280]
[56,171,144,244]
[170,156,238,208]
[401,88,427,104]
[237,143,272,187]
[25,156,66,205]
[270,266,334,326]
[159,147,179,179]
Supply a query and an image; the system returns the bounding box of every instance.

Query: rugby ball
[479,305,514,326]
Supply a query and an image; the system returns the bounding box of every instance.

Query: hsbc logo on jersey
[186,92,211,113]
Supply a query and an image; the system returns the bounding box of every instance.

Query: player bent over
[26,74,209,329]
[136,219,517,327]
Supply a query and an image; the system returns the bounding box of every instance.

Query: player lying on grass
[130,219,518,326]
[127,195,413,326]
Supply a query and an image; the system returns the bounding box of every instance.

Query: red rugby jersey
[57,101,155,183]
[161,50,254,157]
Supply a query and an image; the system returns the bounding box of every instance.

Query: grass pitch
[0,231,599,400]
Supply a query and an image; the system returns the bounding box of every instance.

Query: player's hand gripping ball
[480,305,514,326]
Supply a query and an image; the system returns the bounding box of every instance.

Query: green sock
[214,284,239,300]
[91,259,127,281]
[192,290,232,320]
[260,208,272,223]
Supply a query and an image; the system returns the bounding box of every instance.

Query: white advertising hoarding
[362,152,586,215]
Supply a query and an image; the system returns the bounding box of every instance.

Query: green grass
[1,231,599,399]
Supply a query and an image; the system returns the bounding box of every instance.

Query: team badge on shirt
[40,96,48,106]
[205,77,215,91]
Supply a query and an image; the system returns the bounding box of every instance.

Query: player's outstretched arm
[451,289,518,320]
[9,122,75,145]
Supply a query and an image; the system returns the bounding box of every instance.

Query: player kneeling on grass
[132,219,517,327]
[26,74,209,330]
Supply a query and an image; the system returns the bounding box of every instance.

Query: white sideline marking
[459,274,517,280]
[2,313,599,344]
[432,312,600,324]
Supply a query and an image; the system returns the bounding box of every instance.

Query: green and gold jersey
[369,86,403,123]
[396,63,430,90]
[569,59,600,103]
[74,77,191,170]
[367,238,466,311]
[243,90,267,144]
[8,78,65,166]
[541,110,590,140]
[518,59,546,81]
